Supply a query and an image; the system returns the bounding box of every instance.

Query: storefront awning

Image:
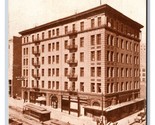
[104,98,144,112]
[83,98,144,112]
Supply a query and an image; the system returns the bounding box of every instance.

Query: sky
[8,0,146,43]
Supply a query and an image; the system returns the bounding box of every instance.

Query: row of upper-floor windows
[107,17,140,38]
[107,51,139,64]
[106,81,140,94]
[107,34,140,52]
[107,67,139,78]
[23,16,103,43]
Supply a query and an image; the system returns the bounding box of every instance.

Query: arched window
[92,101,100,107]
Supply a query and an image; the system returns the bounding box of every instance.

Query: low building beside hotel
[19,4,144,123]
[8,36,22,97]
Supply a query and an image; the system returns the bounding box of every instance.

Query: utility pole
[100,0,102,5]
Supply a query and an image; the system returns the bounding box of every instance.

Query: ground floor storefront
[21,88,144,123]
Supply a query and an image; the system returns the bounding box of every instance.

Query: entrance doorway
[51,95,58,108]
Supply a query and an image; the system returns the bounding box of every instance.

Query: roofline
[19,4,143,35]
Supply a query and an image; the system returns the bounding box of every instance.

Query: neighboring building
[140,43,146,82]
[140,43,146,99]
[8,36,22,98]
[19,4,144,123]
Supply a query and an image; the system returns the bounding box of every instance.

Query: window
[97,83,101,93]
[72,24,76,31]
[48,68,51,76]
[42,45,44,53]
[98,17,101,27]
[56,81,59,90]
[42,57,44,64]
[52,43,55,50]
[80,37,84,47]
[80,67,84,77]
[80,52,84,62]
[111,52,114,62]
[116,53,119,62]
[126,68,129,77]
[121,68,124,77]
[31,69,34,76]
[91,35,95,45]
[116,38,119,47]
[97,67,101,77]
[32,47,34,54]
[121,54,124,63]
[56,42,59,51]
[126,41,129,50]
[37,34,39,41]
[64,40,68,49]
[56,55,59,64]
[32,58,34,65]
[48,43,51,52]
[72,82,75,91]
[91,67,95,77]
[56,28,59,36]
[91,51,95,61]
[42,32,44,40]
[48,30,51,38]
[42,69,44,76]
[64,82,68,90]
[121,82,124,91]
[32,35,34,42]
[32,80,34,87]
[42,81,44,88]
[27,37,29,42]
[107,34,110,45]
[107,83,110,93]
[91,83,95,92]
[52,56,55,63]
[121,39,124,49]
[126,55,129,63]
[80,82,84,92]
[107,51,110,61]
[52,29,55,36]
[48,56,51,64]
[116,68,119,77]
[91,19,95,28]
[56,68,59,76]
[52,68,55,76]
[48,81,51,89]
[111,36,114,46]
[97,50,101,61]
[26,48,28,55]
[126,82,128,90]
[80,22,84,31]
[111,83,114,93]
[64,68,68,76]
[116,83,119,92]
[96,34,101,45]
[64,54,68,63]
[107,67,110,77]
[64,26,68,34]
[52,81,55,89]
[111,67,114,77]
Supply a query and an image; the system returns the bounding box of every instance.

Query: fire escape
[32,37,41,102]
[66,29,78,92]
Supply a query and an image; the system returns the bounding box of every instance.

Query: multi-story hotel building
[19,4,144,123]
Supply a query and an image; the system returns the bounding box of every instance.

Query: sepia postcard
[8,0,147,125]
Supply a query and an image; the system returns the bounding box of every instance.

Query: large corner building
[19,4,144,123]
